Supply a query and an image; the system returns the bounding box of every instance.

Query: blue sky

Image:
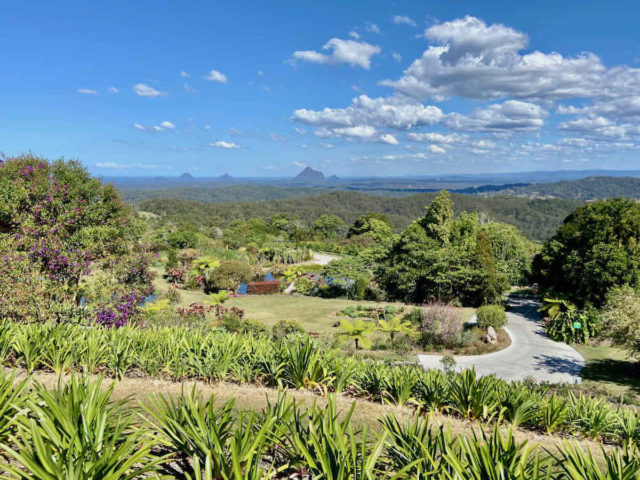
[1,0,640,177]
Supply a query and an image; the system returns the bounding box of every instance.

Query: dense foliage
[533,198,640,308]
[376,191,510,305]
[476,305,507,330]
[602,286,640,358]
[137,190,581,242]
[491,175,640,200]
[0,155,149,324]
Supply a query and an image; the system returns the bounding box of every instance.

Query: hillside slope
[138,191,582,242]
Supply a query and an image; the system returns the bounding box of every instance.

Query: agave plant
[500,384,544,428]
[413,369,449,413]
[568,393,616,440]
[41,323,81,374]
[382,366,419,407]
[12,326,46,373]
[277,338,330,391]
[1,376,165,479]
[616,408,640,446]
[357,362,390,401]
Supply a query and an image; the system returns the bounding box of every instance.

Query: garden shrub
[247,280,281,295]
[419,303,468,349]
[165,249,178,270]
[221,315,266,335]
[355,276,368,300]
[206,259,253,291]
[476,305,507,330]
[161,287,181,305]
[294,277,314,295]
[272,319,305,340]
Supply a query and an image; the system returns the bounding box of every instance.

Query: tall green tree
[533,198,640,307]
[376,192,508,305]
[312,214,344,239]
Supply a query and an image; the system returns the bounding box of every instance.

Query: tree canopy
[533,197,640,308]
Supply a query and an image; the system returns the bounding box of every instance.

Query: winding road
[418,297,586,384]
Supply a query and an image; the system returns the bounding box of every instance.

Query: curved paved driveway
[418,297,585,384]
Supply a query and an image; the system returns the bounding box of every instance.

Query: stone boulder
[486,326,498,344]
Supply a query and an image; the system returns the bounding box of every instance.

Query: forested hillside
[490,176,640,199]
[121,184,328,204]
[137,191,582,242]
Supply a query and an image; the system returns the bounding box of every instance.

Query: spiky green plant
[381,413,451,478]
[448,369,501,421]
[554,441,640,480]
[0,371,30,447]
[444,425,552,480]
[282,395,386,480]
[382,366,418,407]
[143,386,277,478]
[1,376,165,479]
[414,369,449,413]
[541,394,570,435]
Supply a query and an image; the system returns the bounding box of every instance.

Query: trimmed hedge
[247,280,281,295]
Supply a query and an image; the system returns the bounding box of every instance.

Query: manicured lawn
[151,266,485,358]
[575,342,640,401]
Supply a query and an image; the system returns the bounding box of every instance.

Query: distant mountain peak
[179,172,194,181]
[294,166,325,182]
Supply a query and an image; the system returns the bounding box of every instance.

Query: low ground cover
[2,371,636,479]
[1,320,639,449]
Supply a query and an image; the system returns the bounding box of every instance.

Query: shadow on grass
[581,358,640,393]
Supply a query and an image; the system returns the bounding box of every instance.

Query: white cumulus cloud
[205,70,228,83]
[381,15,640,102]
[446,100,548,133]
[133,83,167,97]
[77,88,98,95]
[292,38,381,69]
[293,94,443,129]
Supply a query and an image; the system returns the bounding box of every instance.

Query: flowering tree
[0,154,147,324]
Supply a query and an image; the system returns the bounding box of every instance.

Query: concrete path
[418,297,585,384]
[308,252,340,266]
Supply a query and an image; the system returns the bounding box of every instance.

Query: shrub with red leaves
[247,280,281,295]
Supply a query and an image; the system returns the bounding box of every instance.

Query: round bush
[476,305,507,330]
[272,319,305,340]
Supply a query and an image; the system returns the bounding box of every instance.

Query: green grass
[150,267,490,360]
[575,342,640,402]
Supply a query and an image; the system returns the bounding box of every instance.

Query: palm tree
[376,316,415,342]
[336,319,375,350]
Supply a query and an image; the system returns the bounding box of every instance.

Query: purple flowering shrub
[0,155,147,325]
[0,253,84,323]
